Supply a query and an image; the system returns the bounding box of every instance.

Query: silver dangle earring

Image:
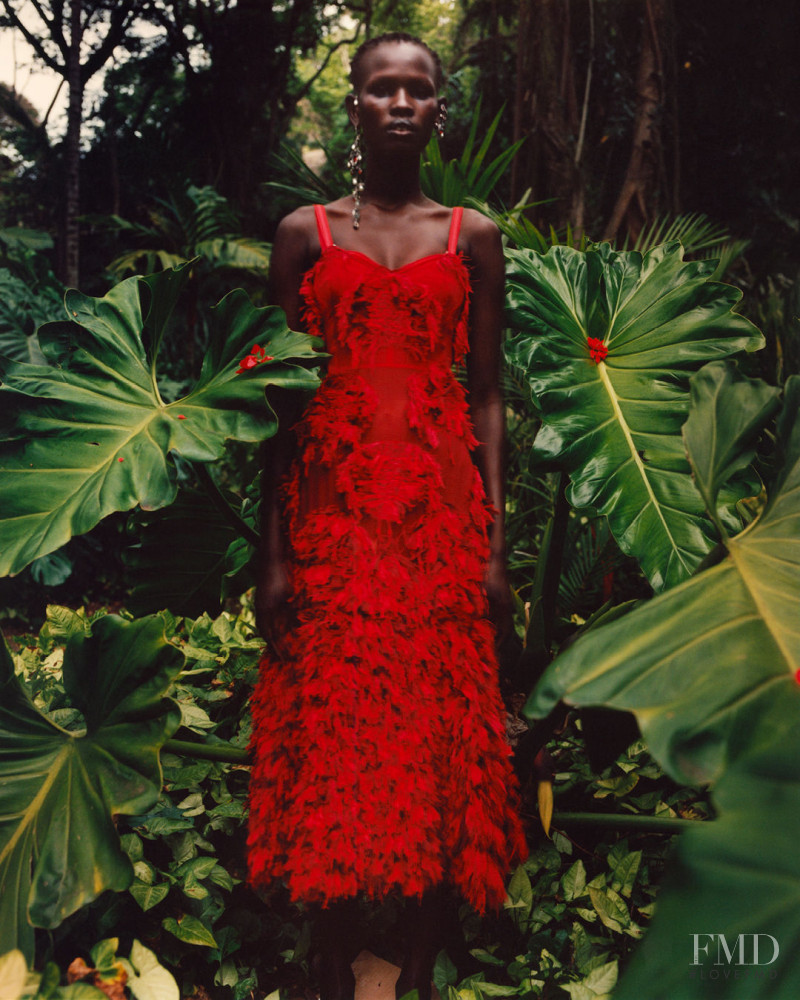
[435,105,447,139]
[347,101,365,229]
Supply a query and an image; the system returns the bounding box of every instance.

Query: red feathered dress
[248,205,526,913]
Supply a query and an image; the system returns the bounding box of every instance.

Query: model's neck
[362,155,423,207]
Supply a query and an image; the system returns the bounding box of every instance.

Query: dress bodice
[299,206,471,373]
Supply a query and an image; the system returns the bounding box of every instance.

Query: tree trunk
[510,0,584,231]
[510,0,532,203]
[603,0,667,241]
[63,0,83,287]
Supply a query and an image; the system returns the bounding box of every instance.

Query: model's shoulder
[275,204,317,241]
[460,207,500,241]
[459,208,502,267]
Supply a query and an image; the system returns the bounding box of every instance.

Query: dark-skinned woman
[247,33,527,1000]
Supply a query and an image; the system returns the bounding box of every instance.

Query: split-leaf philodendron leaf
[525,365,800,998]
[0,263,321,576]
[504,241,764,592]
[0,614,183,963]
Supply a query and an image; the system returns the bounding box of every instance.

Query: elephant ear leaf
[524,369,800,999]
[0,264,321,577]
[505,241,764,592]
[0,615,183,963]
[525,365,800,784]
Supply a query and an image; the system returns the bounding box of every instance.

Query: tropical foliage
[502,243,798,996]
[97,185,272,281]
[0,232,64,364]
[1,222,796,996]
[505,241,763,591]
[1,603,704,998]
[523,365,799,999]
[420,102,525,209]
[0,263,321,579]
[0,612,184,963]
[0,1,797,994]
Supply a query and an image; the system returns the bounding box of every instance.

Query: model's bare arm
[464,210,512,636]
[255,209,315,639]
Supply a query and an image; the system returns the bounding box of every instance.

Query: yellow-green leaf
[0,617,183,962]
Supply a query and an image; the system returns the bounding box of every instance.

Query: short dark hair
[350,32,444,91]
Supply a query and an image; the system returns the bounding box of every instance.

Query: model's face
[350,42,442,152]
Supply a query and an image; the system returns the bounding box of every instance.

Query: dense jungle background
[0,2,799,999]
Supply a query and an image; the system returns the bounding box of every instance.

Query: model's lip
[386,122,417,133]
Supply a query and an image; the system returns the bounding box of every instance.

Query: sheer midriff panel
[296,363,477,517]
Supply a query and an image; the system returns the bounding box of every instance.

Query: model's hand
[484,549,513,641]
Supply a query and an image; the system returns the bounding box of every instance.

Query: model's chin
[380,128,431,151]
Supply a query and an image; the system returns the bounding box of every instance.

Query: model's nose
[391,88,413,111]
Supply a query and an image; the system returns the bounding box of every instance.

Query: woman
[248,32,526,1000]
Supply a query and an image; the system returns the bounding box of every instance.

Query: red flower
[236,343,275,374]
[587,337,609,363]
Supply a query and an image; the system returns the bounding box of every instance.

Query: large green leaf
[0,615,183,962]
[682,361,781,537]
[613,734,800,1000]
[505,241,764,591]
[0,264,320,576]
[525,367,799,782]
[525,369,800,997]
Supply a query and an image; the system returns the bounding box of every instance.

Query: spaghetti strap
[314,204,334,251]
[447,206,463,254]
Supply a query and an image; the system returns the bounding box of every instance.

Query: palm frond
[107,249,188,278]
[187,185,241,244]
[477,193,583,252]
[558,516,620,615]
[421,101,524,207]
[629,212,729,255]
[195,238,271,271]
[264,143,345,206]
[705,238,751,280]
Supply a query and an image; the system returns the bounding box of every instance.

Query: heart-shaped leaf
[505,242,764,591]
[0,264,320,576]
[0,615,183,962]
[525,369,799,784]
